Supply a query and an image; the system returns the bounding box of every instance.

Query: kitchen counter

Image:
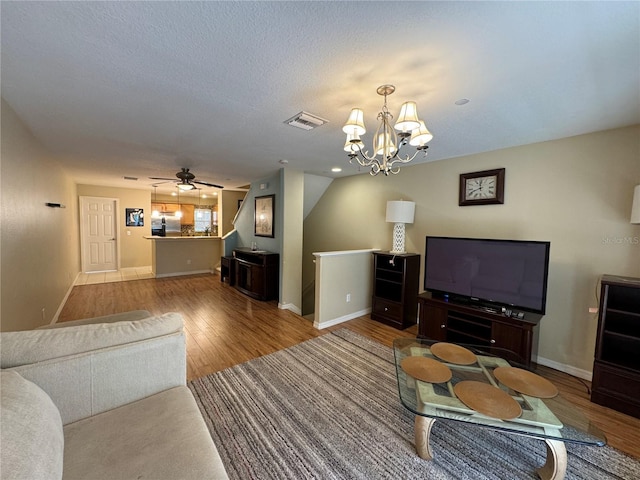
[145,236,221,277]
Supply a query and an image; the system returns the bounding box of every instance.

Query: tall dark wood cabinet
[233,248,279,301]
[591,274,640,418]
[371,252,420,329]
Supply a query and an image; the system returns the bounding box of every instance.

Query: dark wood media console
[233,248,279,301]
[417,292,542,367]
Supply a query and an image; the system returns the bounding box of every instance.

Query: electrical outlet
[187,259,192,265]
[41,307,46,321]
[346,293,351,303]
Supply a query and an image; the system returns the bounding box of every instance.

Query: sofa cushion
[0,371,64,480]
[63,386,228,480]
[0,312,183,368]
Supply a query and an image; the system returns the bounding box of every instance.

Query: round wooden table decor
[430,342,477,365]
[401,356,453,383]
[454,380,522,420]
[493,366,559,398]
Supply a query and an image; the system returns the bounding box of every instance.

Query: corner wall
[303,125,640,375]
[1,98,79,331]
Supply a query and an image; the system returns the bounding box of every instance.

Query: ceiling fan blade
[149,177,177,181]
[193,180,225,189]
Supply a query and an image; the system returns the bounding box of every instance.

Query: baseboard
[51,271,81,325]
[154,269,214,278]
[314,308,371,330]
[279,303,302,315]
[535,355,593,381]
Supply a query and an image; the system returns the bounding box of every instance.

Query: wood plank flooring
[57,274,640,459]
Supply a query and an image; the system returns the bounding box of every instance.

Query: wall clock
[459,168,505,206]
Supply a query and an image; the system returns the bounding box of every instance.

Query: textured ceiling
[2,1,639,193]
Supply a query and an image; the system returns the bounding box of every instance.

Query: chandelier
[342,85,433,176]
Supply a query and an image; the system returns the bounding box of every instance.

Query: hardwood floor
[58,274,640,459]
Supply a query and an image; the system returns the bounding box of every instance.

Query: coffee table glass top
[393,337,606,446]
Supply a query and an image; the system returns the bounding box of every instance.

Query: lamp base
[390,223,406,254]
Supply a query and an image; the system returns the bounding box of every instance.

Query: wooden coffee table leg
[537,439,567,480]
[415,416,436,460]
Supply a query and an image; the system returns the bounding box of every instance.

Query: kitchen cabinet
[181,204,195,224]
[152,203,193,224]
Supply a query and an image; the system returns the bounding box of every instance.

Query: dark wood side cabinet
[233,248,279,301]
[220,256,235,285]
[417,292,541,367]
[591,274,640,418]
[371,252,420,330]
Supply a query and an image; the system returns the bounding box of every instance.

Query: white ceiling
[2,1,639,193]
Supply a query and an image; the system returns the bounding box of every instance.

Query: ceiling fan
[149,168,224,190]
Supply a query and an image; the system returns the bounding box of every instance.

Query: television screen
[424,237,550,314]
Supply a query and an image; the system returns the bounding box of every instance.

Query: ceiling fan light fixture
[177,182,195,191]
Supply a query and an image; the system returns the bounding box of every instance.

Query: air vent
[123,176,138,181]
[284,111,329,130]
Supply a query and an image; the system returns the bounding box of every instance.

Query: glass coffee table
[393,338,606,480]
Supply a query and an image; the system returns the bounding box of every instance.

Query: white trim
[279,303,302,315]
[50,272,81,325]
[154,270,214,278]
[535,355,593,381]
[314,308,371,330]
[313,249,379,258]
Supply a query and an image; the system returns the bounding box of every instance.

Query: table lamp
[386,200,415,254]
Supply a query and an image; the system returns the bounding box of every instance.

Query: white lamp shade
[342,108,366,135]
[375,131,397,156]
[386,200,415,224]
[631,185,640,224]
[409,121,434,146]
[344,133,364,152]
[394,101,421,132]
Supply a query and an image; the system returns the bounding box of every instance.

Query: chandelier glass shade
[342,85,433,176]
[177,180,196,191]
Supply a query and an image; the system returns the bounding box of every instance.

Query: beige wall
[1,99,79,331]
[77,185,152,268]
[280,168,304,313]
[220,190,247,237]
[304,125,640,375]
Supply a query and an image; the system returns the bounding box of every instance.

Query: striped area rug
[189,329,639,480]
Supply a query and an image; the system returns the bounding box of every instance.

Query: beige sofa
[0,311,228,480]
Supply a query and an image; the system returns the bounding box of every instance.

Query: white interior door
[80,196,118,273]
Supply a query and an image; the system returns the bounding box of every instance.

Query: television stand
[417,292,542,367]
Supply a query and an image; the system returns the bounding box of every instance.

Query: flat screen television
[424,236,550,315]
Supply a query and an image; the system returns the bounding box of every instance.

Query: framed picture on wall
[254,194,274,237]
[125,208,144,226]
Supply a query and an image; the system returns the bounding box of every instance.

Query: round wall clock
[459,168,505,206]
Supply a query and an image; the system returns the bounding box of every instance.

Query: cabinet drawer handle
[490,339,496,344]
[440,324,446,328]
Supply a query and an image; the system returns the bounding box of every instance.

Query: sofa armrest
[38,310,152,329]
[1,313,187,425]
